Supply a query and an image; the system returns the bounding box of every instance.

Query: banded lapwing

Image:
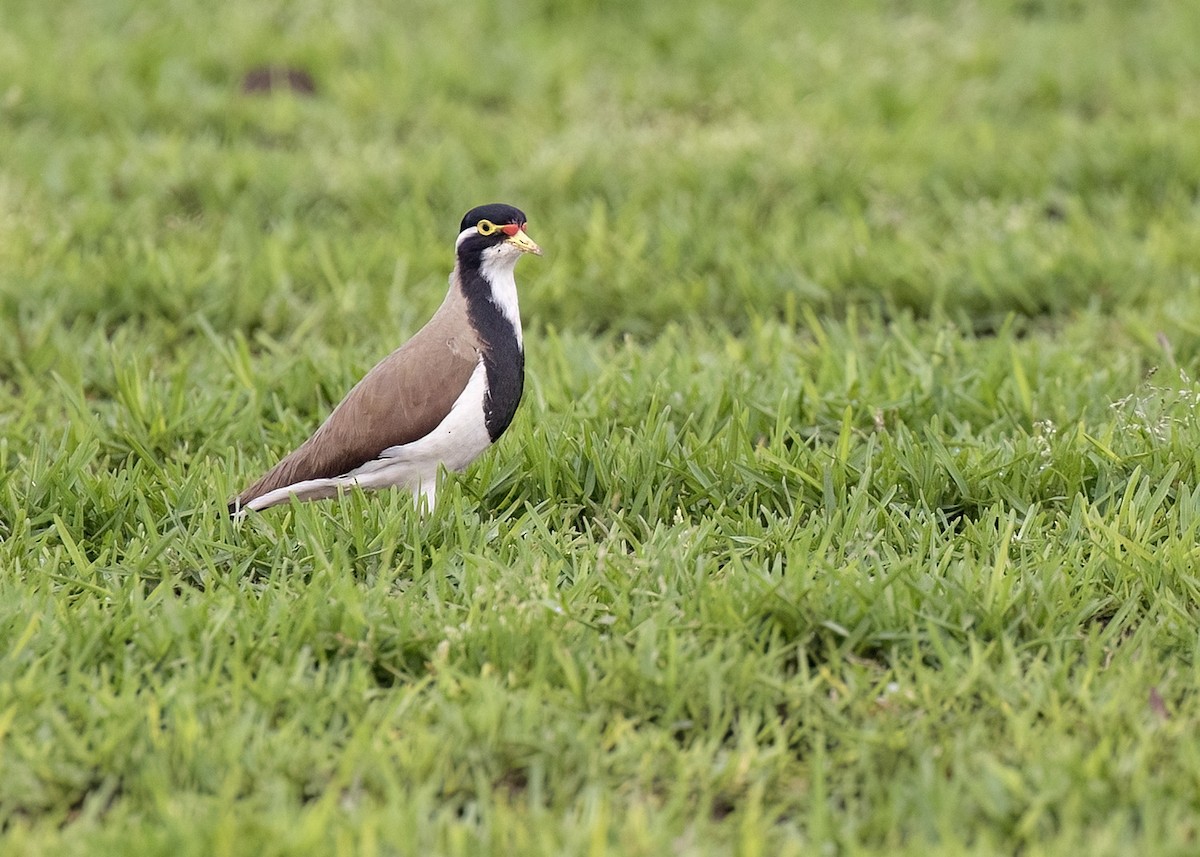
[230,203,541,515]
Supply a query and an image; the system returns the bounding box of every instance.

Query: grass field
[3,0,1200,853]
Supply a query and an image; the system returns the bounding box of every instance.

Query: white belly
[353,360,493,484]
[243,361,493,512]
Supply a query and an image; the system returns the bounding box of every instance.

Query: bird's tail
[229,478,350,517]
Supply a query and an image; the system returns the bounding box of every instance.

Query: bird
[229,203,541,516]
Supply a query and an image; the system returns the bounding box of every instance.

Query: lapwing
[229,203,541,515]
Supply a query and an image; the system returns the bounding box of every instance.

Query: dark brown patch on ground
[241,66,317,96]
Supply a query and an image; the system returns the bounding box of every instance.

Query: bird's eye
[477,220,498,236]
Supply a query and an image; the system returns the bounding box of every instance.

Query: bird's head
[455,203,542,270]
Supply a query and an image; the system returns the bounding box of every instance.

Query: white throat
[479,245,524,348]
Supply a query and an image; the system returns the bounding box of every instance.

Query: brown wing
[234,285,480,508]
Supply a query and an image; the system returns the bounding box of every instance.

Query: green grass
[3,0,1200,853]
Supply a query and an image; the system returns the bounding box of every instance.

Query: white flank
[243,361,492,513]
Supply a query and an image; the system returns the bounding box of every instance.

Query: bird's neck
[460,256,522,349]
[455,261,525,441]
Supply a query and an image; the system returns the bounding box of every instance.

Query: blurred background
[3,0,1199,356]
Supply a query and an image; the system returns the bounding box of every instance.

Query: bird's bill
[505,227,542,255]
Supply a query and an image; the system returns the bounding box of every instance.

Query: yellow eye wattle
[476,220,498,236]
